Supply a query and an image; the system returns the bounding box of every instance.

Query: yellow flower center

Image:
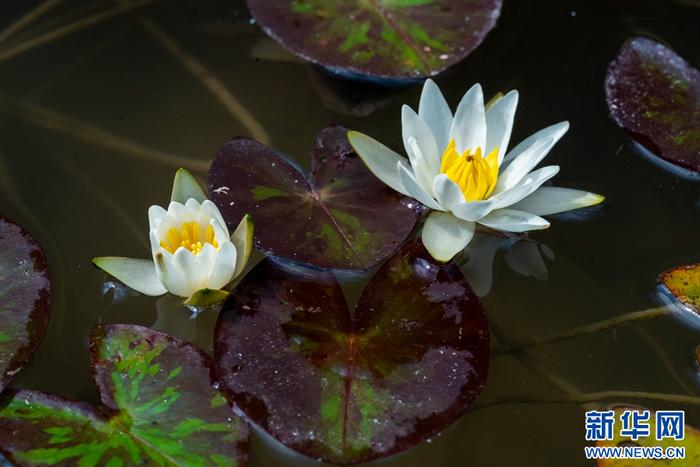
[440,139,499,201]
[160,221,218,255]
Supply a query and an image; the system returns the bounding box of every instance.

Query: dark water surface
[1,0,699,465]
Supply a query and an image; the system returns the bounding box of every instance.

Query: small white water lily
[94,169,253,306]
[348,80,604,262]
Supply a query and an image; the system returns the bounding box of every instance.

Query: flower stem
[472,390,700,413]
[0,96,208,173]
[0,0,63,45]
[492,305,671,357]
[0,0,158,63]
[137,17,271,145]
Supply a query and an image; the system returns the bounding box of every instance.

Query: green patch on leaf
[250,185,288,201]
[247,0,502,80]
[0,325,248,466]
[214,240,489,463]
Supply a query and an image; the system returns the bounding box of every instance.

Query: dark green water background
[1,0,699,465]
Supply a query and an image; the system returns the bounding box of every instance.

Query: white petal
[172,248,206,294]
[490,166,560,210]
[198,242,218,277]
[451,199,495,222]
[433,174,466,211]
[433,174,493,221]
[347,131,411,196]
[149,230,161,257]
[171,167,207,204]
[92,257,166,296]
[208,241,237,290]
[449,83,486,154]
[402,105,440,175]
[510,187,605,215]
[202,199,229,237]
[421,211,475,262]
[485,90,518,163]
[419,79,453,151]
[166,201,188,220]
[148,205,167,231]
[154,250,192,298]
[406,136,437,196]
[184,197,202,213]
[493,137,553,194]
[398,162,442,210]
[478,208,550,232]
[501,121,569,169]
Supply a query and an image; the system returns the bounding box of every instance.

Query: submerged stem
[0,96,208,173]
[0,0,158,63]
[472,390,700,413]
[0,0,63,45]
[493,305,671,357]
[137,17,271,145]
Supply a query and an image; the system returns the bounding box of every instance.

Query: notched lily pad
[213,240,489,464]
[208,125,422,270]
[0,217,50,393]
[597,406,700,466]
[606,37,700,174]
[660,263,700,314]
[246,0,502,82]
[0,325,248,466]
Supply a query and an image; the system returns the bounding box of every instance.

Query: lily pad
[0,217,50,393]
[606,37,700,173]
[213,240,489,464]
[0,325,248,466]
[246,0,503,82]
[660,263,700,314]
[597,407,700,466]
[208,125,422,270]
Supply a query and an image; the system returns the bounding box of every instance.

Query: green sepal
[185,288,230,307]
[230,214,254,279]
[171,168,207,204]
[485,92,504,111]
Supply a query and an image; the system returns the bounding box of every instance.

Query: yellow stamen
[440,139,499,201]
[160,221,219,255]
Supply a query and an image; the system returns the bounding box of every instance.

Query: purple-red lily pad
[606,37,700,173]
[246,0,502,82]
[208,125,422,270]
[213,240,489,464]
[0,217,50,394]
[0,325,248,466]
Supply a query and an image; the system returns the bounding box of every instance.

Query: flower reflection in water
[459,232,554,297]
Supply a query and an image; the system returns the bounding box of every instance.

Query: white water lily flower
[94,169,253,306]
[348,80,604,262]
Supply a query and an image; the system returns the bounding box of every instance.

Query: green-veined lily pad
[213,240,489,464]
[660,263,700,314]
[606,37,700,174]
[0,217,50,394]
[0,325,248,466]
[596,407,700,466]
[246,0,502,82]
[208,125,422,270]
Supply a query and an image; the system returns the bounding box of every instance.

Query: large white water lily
[348,80,604,262]
[94,168,253,306]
